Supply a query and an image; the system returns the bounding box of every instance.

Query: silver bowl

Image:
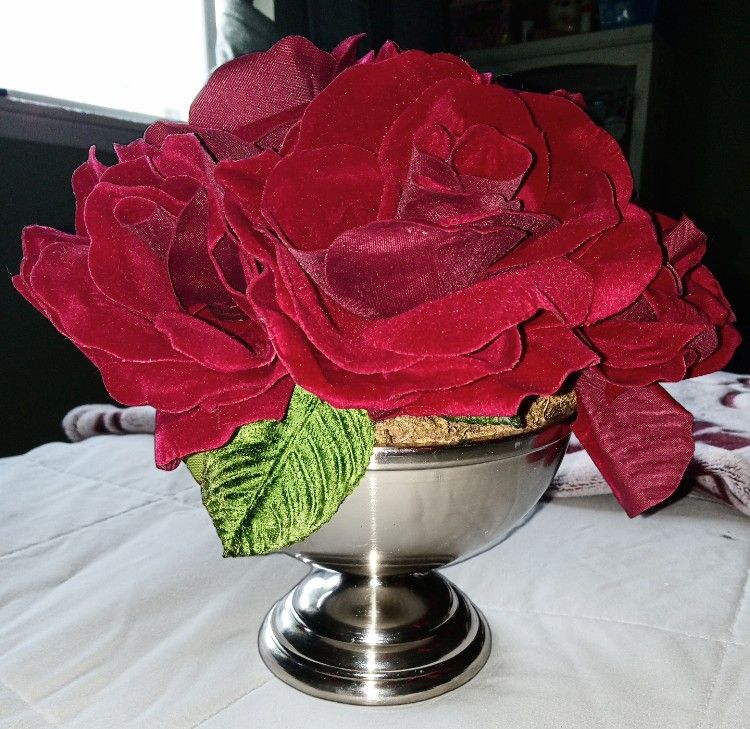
[259,425,570,705]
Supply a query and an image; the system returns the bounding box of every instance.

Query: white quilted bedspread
[1,432,749,727]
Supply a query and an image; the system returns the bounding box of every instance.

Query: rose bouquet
[15,36,739,556]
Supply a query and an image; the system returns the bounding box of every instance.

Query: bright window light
[0,1,211,120]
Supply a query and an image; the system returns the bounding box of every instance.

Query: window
[0,1,214,121]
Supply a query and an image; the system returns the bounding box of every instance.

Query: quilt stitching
[23,458,199,510]
[481,604,750,648]
[0,674,60,727]
[695,554,750,729]
[189,678,272,728]
[0,498,162,561]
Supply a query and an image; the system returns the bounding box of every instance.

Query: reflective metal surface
[259,425,570,705]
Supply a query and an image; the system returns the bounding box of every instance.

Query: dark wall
[659,0,750,372]
[1,139,112,457]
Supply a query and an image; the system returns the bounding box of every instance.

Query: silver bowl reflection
[259,425,570,705]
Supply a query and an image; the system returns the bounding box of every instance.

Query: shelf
[463,24,654,65]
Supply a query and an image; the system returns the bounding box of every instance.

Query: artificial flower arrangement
[15,36,739,556]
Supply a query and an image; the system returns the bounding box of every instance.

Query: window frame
[0,0,217,149]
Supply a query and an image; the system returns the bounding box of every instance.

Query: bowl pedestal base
[259,566,490,705]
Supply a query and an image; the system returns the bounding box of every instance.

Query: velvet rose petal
[331,33,366,73]
[90,350,286,413]
[451,124,533,195]
[262,145,383,252]
[572,205,662,322]
[154,376,295,469]
[662,215,708,276]
[520,91,633,208]
[588,320,709,369]
[72,147,106,235]
[493,171,619,271]
[25,240,181,362]
[189,35,337,133]
[399,323,596,417]
[573,370,694,516]
[268,248,423,374]
[154,311,260,372]
[295,51,479,153]
[251,267,526,408]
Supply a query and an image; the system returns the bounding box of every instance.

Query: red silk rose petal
[190,35,337,134]
[573,205,662,322]
[72,146,106,235]
[113,197,176,259]
[154,375,295,469]
[573,370,693,517]
[167,188,237,313]
[262,145,383,251]
[520,91,633,208]
[689,324,741,377]
[379,79,549,210]
[145,120,256,161]
[85,183,182,318]
[325,220,525,316]
[295,51,478,153]
[154,311,258,372]
[662,215,707,276]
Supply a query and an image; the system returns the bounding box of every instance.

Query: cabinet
[463,25,671,206]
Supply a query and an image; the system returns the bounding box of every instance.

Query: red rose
[584,216,739,387]
[14,134,292,469]
[572,215,740,515]
[13,35,388,469]
[219,50,662,419]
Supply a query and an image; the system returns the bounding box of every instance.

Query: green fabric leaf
[185,387,375,557]
[448,415,523,428]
